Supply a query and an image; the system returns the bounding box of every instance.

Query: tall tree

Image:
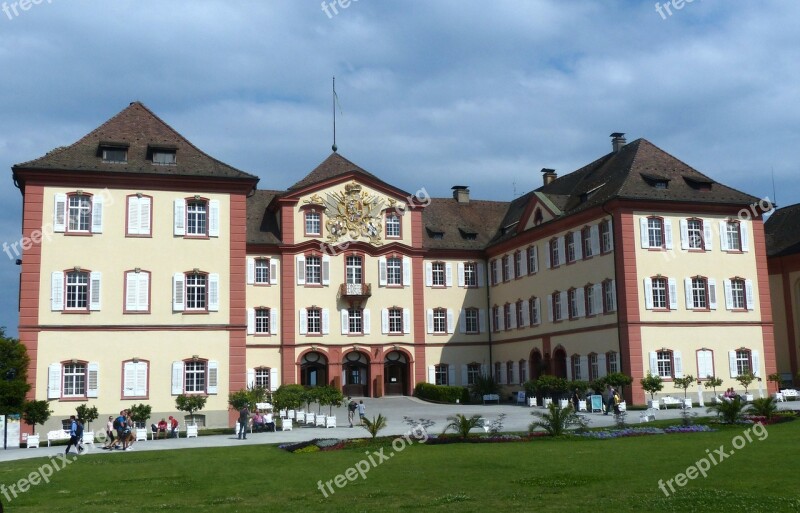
[0,329,31,415]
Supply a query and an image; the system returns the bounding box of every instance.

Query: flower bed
[575,425,716,439]
[279,438,347,453]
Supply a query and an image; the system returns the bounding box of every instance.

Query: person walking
[605,385,614,415]
[357,400,366,426]
[65,415,80,455]
[238,405,250,440]
[347,397,357,427]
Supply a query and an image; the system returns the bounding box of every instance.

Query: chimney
[452,185,470,204]
[610,132,626,153]
[541,168,557,186]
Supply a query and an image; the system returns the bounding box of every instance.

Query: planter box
[648,400,661,410]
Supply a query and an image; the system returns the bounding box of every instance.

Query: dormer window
[427,227,444,240]
[148,145,177,165]
[459,228,477,241]
[641,173,670,190]
[98,141,129,163]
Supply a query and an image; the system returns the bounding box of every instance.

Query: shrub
[703,376,723,396]
[414,383,469,404]
[273,384,306,411]
[706,396,746,424]
[529,402,579,436]
[640,372,663,401]
[128,403,152,429]
[175,395,206,425]
[361,414,388,439]
[735,372,756,394]
[443,414,484,438]
[470,373,500,399]
[75,404,99,430]
[748,397,778,421]
[605,372,633,397]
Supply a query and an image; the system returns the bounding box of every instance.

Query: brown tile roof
[288,152,382,190]
[422,197,510,250]
[13,102,257,181]
[247,190,283,246]
[765,203,800,257]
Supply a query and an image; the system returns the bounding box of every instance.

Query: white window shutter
[363,309,371,335]
[534,298,541,324]
[477,262,486,286]
[593,284,603,314]
[545,245,551,269]
[448,366,455,386]
[127,196,140,235]
[173,273,185,311]
[498,308,505,330]
[171,361,184,395]
[590,225,600,256]
[269,368,279,391]
[580,356,589,381]
[457,262,465,287]
[728,351,738,377]
[532,247,539,273]
[673,352,683,378]
[299,309,307,335]
[508,306,516,329]
[724,280,733,310]
[597,353,607,378]
[566,357,572,381]
[576,287,585,317]
[461,365,468,386]
[123,361,136,397]
[493,261,501,284]
[402,257,412,286]
[649,352,658,374]
[247,258,255,285]
[684,278,693,309]
[48,363,61,399]
[668,278,678,310]
[125,272,138,311]
[520,248,528,275]
[381,308,389,334]
[719,221,729,251]
[745,279,755,310]
[521,299,529,326]
[508,257,515,280]
[752,350,760,377]
[139,196,151,235]
[703,222,713,250]
[247,308,255,335]
[547,294,553,322]
[680,219,689,250]
[447,309,455,334]
[87,362,99,398]
[559,292,568,319]
[698,350,713,379]
[341,309,349,335]
[135,362,148,397]
[445,263,453,287]
[51,271,64,311]
[459,309,466,333]
[174,199,186,236]
[91,195,104,233]
[207,361,219,394]
[378,257,387,286]
[322,255,330,286]
[208,273,220,311]
[640,218,650,248]
[270,309,278,335]
[607,221,614,251]
[573,232,582,260]
[425,262,433,287]
[322,308,330,334]
[664,218,673,249]
[89,272,102,311]
[427,365,435,384]
[270,259,279,285]
[247,368,255,388]
[53,193,67,232]
[644,278,654,310]
[708,278,717,310]
[557,237,566,265]
[208,199,220,237]
[741,224,749,252]
[296,255,306,285]
[499,363,507,385]
[403,308,411,334]
[426,309,434,334]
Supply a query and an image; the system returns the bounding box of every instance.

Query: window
[255,308,271,334]
[186,273,208,310]
[514,251,522,277]
[386,213,401,238]
[174,198,219,237]
[506,362,514,385]
[65,271,89,310]
[603,280,616,313]
[600,220,613,253]
[467,363,481,386]
[606,351,619,374]
[726,222,741,251]
[126,195,152,236]
[464,308,479,334]
[432,262,445,287]
[388,308,403,334]
[566,232,576,263]
[348,308,363,334]
[736,350,751,376]
[152,150,176,165]
[122,360,148,398]
[656,350,673,378]
[490,260,499,286]
[306,256,322,285]
[550,239,560,267]
[568,289,579,319]
[255,368,271,389]
[185,361,207,393]
[124,270,150,312]
[63,362,87,397]
[648,217,664,248]
[588,353,599,382]
[652,277,667,309]
[102,147,127,163]
[432,309,447,334]
[691,277,708,309]
[503,304,512,331]
[582,227,593,258]
[346,256,363,286]
[529,297,540,325]
[585,285,596,316]
[68,195,91,232]
[305,210,321,236]
[307,308,322,334]
[502,256,511,282]
[186,200,208,236]
[435,364,449,386]
[495,362,502,383]
[463,262,477,287]
[255,259,270,284]
[519,360,527,384]
[687,219,703,249]
[571,355,582,380]
[492,306,501,332]
[516,300,524,328]
[729,278,747,310]
[527,245,538,274]
[552,293,562,321]
[387,257,402,286]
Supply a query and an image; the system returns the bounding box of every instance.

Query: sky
[0,0,798,336]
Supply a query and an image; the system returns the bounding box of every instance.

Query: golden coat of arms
[306,181,385,244]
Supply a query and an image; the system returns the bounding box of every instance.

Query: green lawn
[2,421,799,512]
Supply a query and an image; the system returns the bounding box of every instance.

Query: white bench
[482,394,500,404]
[47,429,71,447]
[135,428,148,442]
[26,434,40,448]
[780,389,798,401]
[660,397,682,409]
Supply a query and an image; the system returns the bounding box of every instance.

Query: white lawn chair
[82,431,95,447]
[287,409,295,420]
[315,415,326,427]
[280,409,288,418]
[186,424,198,438]
[325,416,336,429]
[135,428,148,442]
[282,418,293,431]
[26,434,40,448]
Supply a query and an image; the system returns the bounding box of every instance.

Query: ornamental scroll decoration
[303,181,385,245]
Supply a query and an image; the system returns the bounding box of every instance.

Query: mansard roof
[288,152,382,191]
[247,189,283,246]
[765,203,800,258]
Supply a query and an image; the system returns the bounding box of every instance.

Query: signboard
[590,395,604,413]
[4,414,21,449]
[516,391,526,404]
[0,415,5,449]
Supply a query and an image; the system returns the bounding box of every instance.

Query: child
[357,400,366,425]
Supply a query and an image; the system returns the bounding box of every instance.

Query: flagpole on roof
[332,76,337,153]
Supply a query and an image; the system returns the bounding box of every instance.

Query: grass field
[1,420,799,512]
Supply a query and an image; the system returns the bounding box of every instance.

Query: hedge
[413,383,470,404]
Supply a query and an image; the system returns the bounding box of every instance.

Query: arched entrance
[552,347,568,378]
[530,349,544,380]
[383,351,409,395]
[342,351,369,397]
[300,351,328,387]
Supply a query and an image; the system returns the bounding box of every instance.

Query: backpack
[113,416,124,430]
[75,421,84,438]
[348,401,357,412]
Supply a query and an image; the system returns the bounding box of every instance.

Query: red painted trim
[281,250,297,385]
[28,324,246,331]
[410,210,423,249]
[614,210,644,404]
[20,183,43,409]
[751,219,777,391]
[411,255,426,387]
[229,194,247,412]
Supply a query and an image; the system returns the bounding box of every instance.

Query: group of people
[347,397,366,427]
[236,407,276,439]
[567,386,621,415]
[99,410,180,451]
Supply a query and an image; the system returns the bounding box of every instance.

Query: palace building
[12,102,777,431]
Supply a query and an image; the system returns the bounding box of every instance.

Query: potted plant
[672,375,695,407]
[703,376,723,403]
[640,372,663,408]
[767,372,783,395]
[735,372,756,402]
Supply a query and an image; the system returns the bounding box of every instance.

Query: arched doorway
[342,351,369,397]
[300,351,328,387]
[552,348,568,378]
[530,349,544,380]
[383,351,409,395]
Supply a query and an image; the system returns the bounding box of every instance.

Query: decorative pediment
[320,181,386,245]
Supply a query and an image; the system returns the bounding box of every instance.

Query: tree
[443,414,484,438]
[22,400,51,435]
[272,384,306,412]
[767,372,783,393]
[75,404,99,430]
[128,403,152,428]
[315,385,344,415]
[673,375,695,399]
[703,376,723,396]
[228,385,270,412]
[0,330,31,416]
[605,372,633,397]
[640,372,663,402]
[175,395,206,425]
[735,372,756,395]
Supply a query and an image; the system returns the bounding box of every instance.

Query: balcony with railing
[339,283,372,299]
